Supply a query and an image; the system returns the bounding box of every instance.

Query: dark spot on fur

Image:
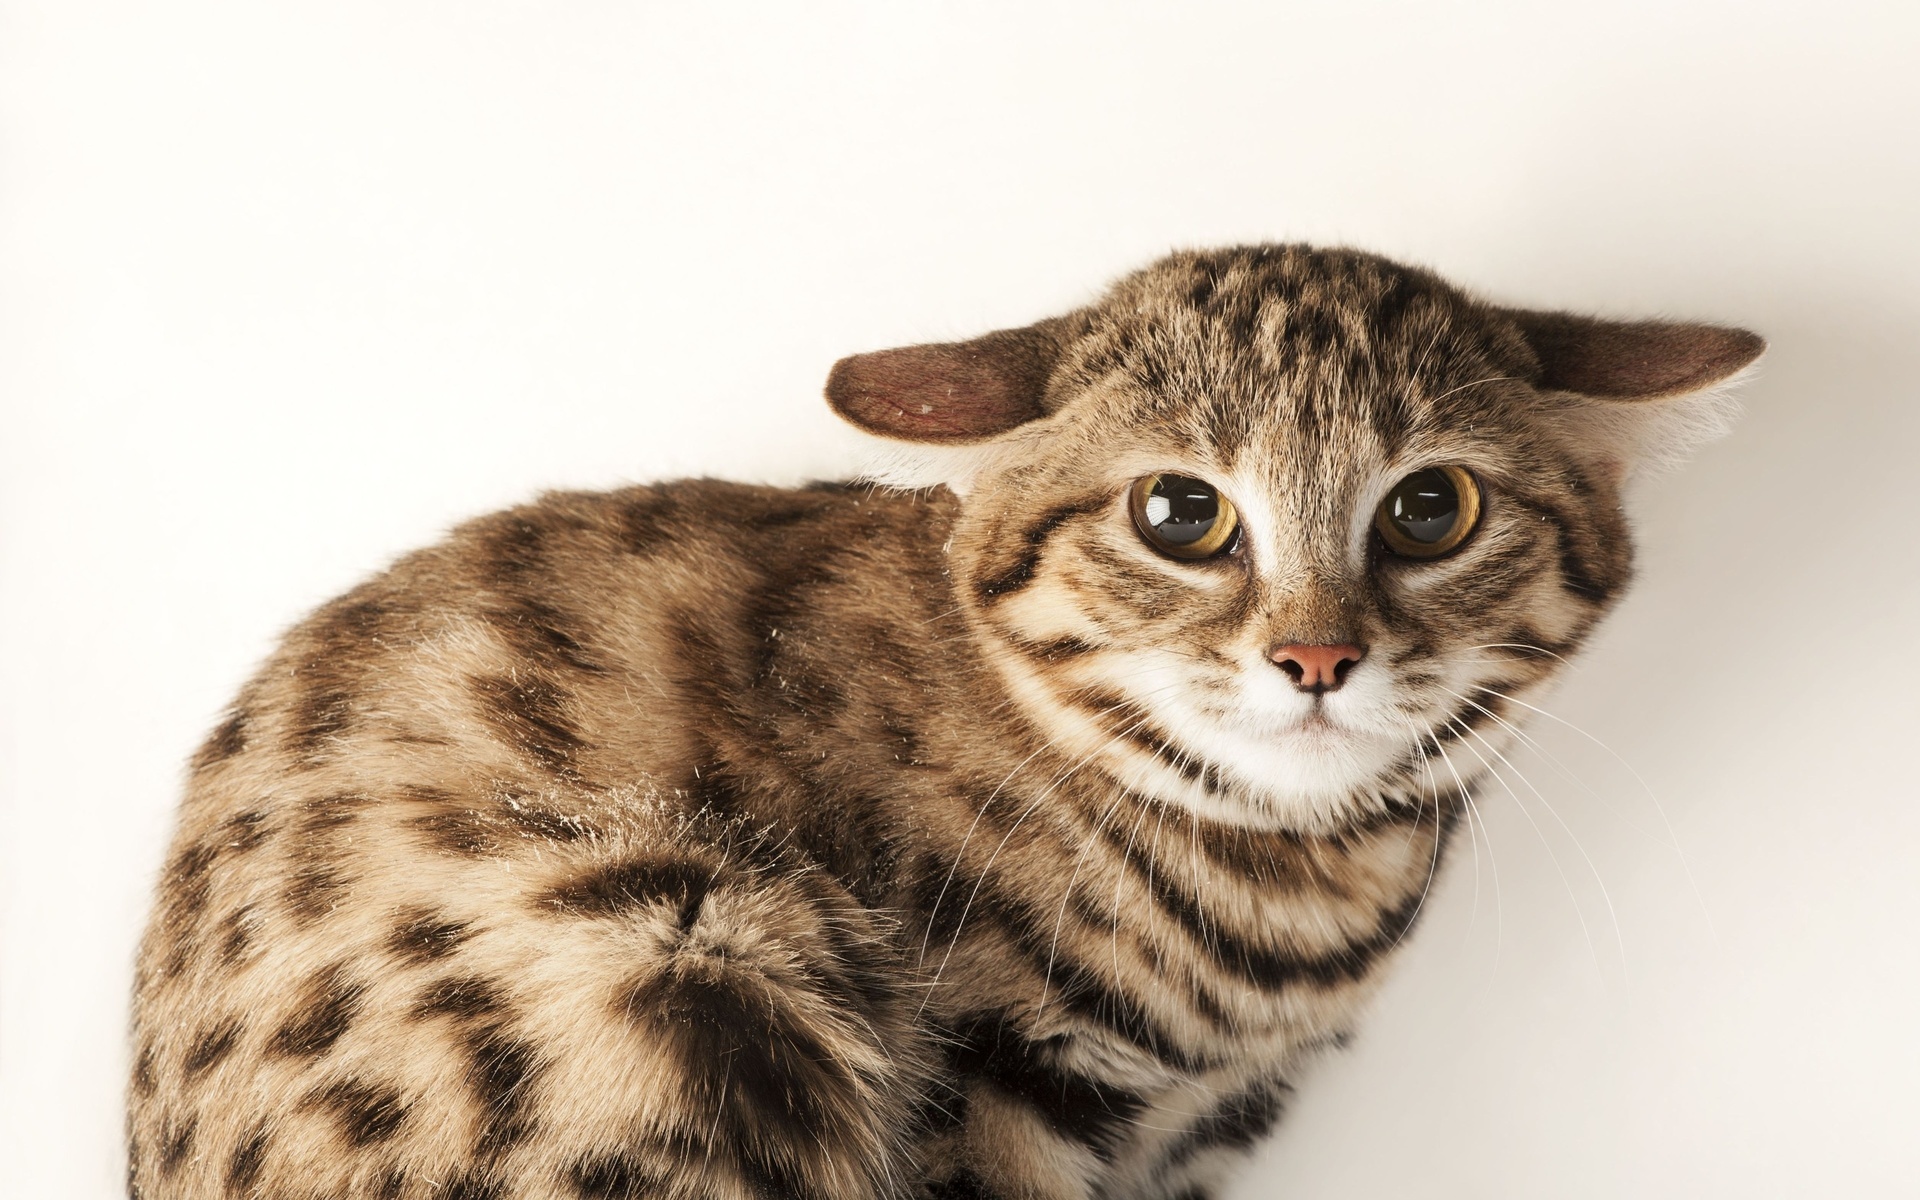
[929,1168,1004,1200]
[617,492,674,553]
[157,841,219,977]
[483,515,547,587]
[907,1078,970,1136]
[1163,1080,1291,1168]
[472,672,584,777]
[414,976,507,1022]
[377,1168,407,1199]
[571,1152,666,1199]
[300,791,373,835]
[1187,262,1219,310]
[496,798,589,842]
[162,842,218,923]
[158,1114,196,1175]
[462,1027,541,1156]
[290,678,356,754]
[544,858,716,927]
[215,905,258,967]
[191,708,248,772]
[220,809,271,852]
[975,498,1103,602]
[947,1018,1146,1160]
[413,809,500,857]
[787,795,900,912]
[411,795,587,857]
[184,1019,243,1077]
[227,1124,268,1193]
[875,706,926,759]
[685,762,752,821]
[391,730,455,746]
[284,861,348,924]
[286,595,392,755]
[270,966,364,1058]
[1556,532,1613,601]
[307,1078,410,1145]
[389,910,473,963]
[624,965,853,1157]
[133,1043,158,1096]
[443,1171,505,1200]
[912,859,1204,1073]
[485,597,608,677]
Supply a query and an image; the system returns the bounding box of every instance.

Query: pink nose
[1269,643,1365,694]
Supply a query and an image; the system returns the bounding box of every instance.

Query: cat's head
[829,246,1761,830]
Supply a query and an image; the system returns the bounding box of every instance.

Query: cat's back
[175,477,956,816]
[129,478,957,1200]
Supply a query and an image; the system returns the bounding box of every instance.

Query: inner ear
[825,323,1063,444]
[1505,309,1766,400]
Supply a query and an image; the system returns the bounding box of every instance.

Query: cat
[127,244,1762,1200]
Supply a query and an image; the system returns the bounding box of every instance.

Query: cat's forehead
[1059,245,1529,465]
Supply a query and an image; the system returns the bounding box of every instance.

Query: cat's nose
[1269,643,1365,694]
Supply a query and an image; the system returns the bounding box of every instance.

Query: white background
[4,2,1918,1196]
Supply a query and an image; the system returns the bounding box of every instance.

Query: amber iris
[1374,465,1481,558]
[1129,473,1240,560]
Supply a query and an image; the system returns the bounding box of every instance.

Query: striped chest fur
[130,245,1760,1200]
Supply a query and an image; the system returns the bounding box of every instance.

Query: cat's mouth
[1286,710,1342,736]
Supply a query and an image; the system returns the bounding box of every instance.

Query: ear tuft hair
[1503,309,1766,481]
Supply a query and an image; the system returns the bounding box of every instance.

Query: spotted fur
[130,245,1760,1200]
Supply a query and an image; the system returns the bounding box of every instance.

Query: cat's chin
[1129,711,1419,832]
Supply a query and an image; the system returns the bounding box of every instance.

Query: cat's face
[830,246,1760,830]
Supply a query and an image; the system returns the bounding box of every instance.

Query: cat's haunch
[130,245,1760,1200]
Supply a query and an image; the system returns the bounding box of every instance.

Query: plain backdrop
[4,2,1918,1196]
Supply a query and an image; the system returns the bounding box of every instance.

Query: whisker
[1475,683,1718,943]
[1429,732,1504,979]
[1037,787,1134,1015]
[921,679,1194,1016]
[1459,641,1570,664]
[1402,716,1480,945]
[1445,715,1609,979]
[1443,694,1628,982]
[1426,373,1522,405]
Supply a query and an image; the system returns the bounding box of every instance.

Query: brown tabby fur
[129,245,1761,1200]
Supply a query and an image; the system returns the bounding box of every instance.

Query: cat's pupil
[1144,475,1220,546]
[1387,468,1460,544]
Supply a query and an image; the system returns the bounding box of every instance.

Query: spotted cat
[129,245,1762,1200]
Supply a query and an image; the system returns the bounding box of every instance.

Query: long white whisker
[1477,683,1718,942]
[923,678,1195,1017]
[1444,684,1669,849]
[916,667,1193,969]
[1447,715,1605,977]
[1403,717,1480,945]
[1427,373,1522,405]
[916,738,1053,966]
[1429,732,1503,980]
[1443,698,1629,984]
[1038,787,1134,1015]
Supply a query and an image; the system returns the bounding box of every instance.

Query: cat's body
[130,246,1761,1200]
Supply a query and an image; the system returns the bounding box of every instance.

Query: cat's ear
[1506,310,1765,401]
[1504,308,1766,477]
[825,322,1065,445]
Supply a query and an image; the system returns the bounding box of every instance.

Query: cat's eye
[1129,473,1240,560]
[1373,466,1481,559]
